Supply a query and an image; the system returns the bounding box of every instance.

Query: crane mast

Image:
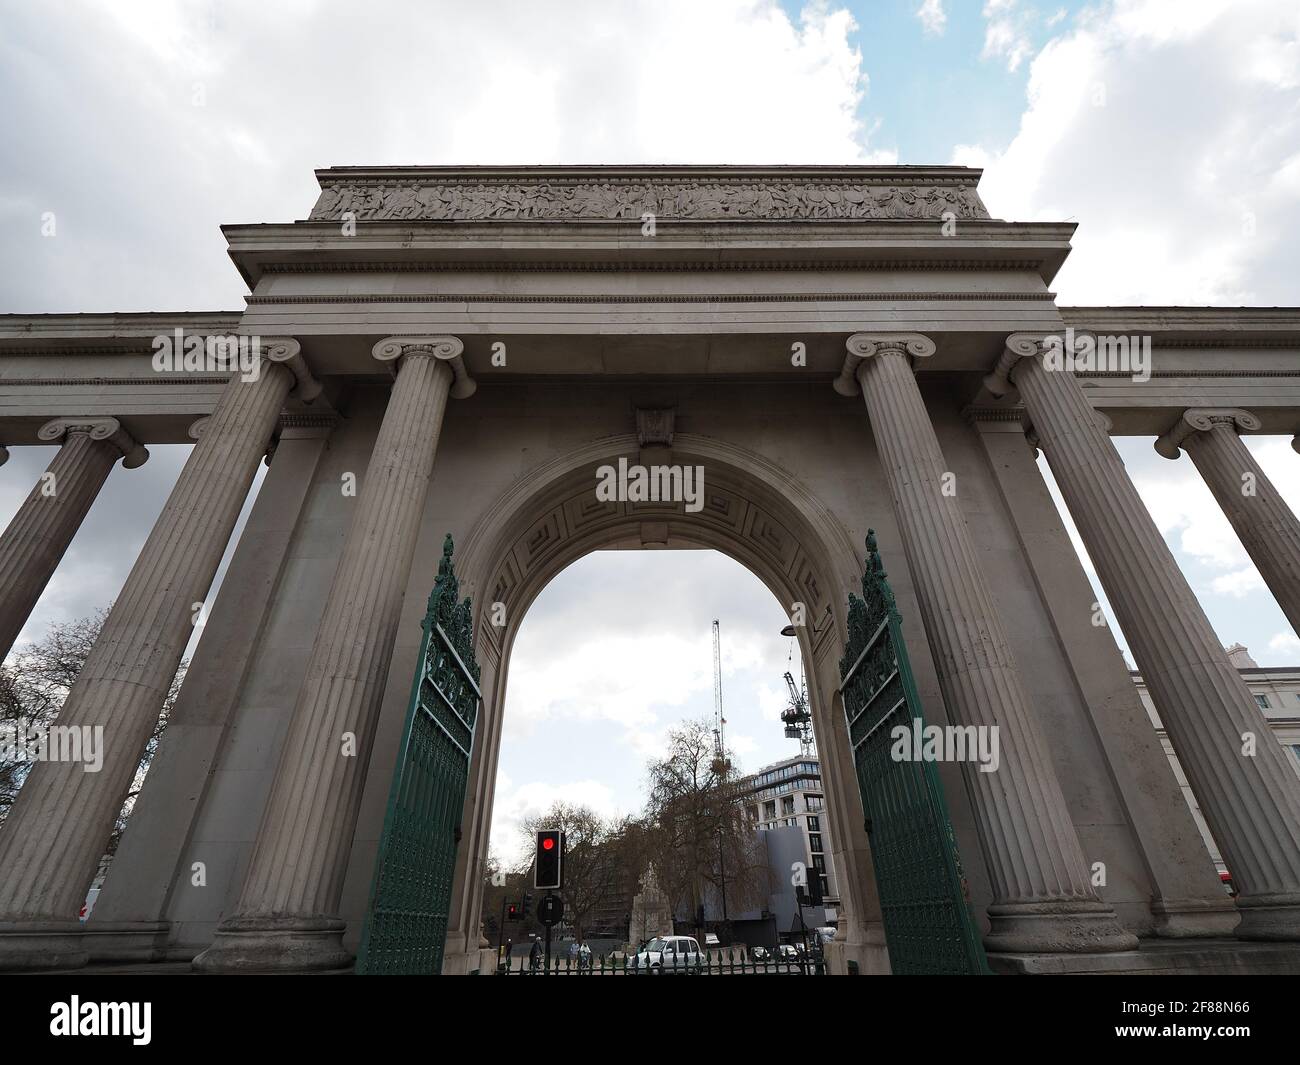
[711,619,728,776]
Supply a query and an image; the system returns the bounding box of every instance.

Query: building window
[806,796,824,812]
[807,816,821,833]
[1255,694,1271,709]
[764,800,776,819]
[811,854,826,873]
[809,833,823,853]
[747,806,758,822]
[781,796,795,815]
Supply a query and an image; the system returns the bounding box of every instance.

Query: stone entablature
[308,166,990,223]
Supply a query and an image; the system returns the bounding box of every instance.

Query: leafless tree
[0,607,185,863]
[643,719,769,928]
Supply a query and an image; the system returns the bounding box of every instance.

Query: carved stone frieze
[310,179,989,223]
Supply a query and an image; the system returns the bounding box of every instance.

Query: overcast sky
[1,0,1297,865]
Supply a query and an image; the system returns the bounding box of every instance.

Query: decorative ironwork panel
[357,535,482,975]
[838,530,989,975]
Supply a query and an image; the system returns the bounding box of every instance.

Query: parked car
[750,945,772,963]
[630,936,704,973]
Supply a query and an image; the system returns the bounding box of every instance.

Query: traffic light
[507,904,518,922]
[534,829,564,890]
[521,892,534,918]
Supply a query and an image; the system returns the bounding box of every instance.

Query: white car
[630,936,704,973]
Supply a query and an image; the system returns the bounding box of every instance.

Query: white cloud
[1210,567,1266,598]
[504,629,703,741]
[756,679,791,722]
[917,0,947,37]
[981,0,1035,72]
[1269,632,1300,656]
[959,0,1300,305]
[1,0,887,313]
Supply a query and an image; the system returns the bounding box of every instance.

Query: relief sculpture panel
[309,180,989,222]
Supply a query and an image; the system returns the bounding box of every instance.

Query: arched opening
[486,546,830,962]
[440,434,888,973]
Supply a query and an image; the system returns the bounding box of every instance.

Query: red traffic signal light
[534,829,564,890]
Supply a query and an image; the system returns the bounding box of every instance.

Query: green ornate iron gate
[838,531,989,975]
[356,534,482,975]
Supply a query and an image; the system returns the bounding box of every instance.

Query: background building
[738,755,839,920]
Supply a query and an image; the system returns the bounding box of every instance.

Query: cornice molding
[255,258,1047,275]
[1076,368,1300,377]
[0,375,234,384]
[963,405,1029,425]
[243,290,1056,306]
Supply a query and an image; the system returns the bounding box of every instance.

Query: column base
[81,920,173,963]
[989,937,1300,975]
[984,899,1139,954]
[191,916,353,973]
[1149,897,1240,939]
[0,920,89,971]
[823,936,891,975]
[1234,892,1300,941]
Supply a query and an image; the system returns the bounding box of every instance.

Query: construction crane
[781,669,815,757]
[710,619,730,778]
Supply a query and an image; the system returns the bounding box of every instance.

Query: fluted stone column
[0,418,148,661]
[837,333,1136,955]
[0,339,315,970]
[194,336,474,972]
[1155,408,1300,635]
[988,335,1300,940]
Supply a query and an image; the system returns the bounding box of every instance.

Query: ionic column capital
[1154,408,1262,460]
[37,417,149,469]
[260,337,322,403]
[834,332,935,396]
[372,335,475,398]
[983,332,1068,397]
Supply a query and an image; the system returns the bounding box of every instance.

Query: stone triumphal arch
[1,166,1299,974]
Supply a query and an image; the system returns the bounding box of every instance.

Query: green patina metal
[838,530,989,975]
[356,534,482,975]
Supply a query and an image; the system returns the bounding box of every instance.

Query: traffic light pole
[796,896,810,973]
[537,890,563,974]
[496,897,507,968]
